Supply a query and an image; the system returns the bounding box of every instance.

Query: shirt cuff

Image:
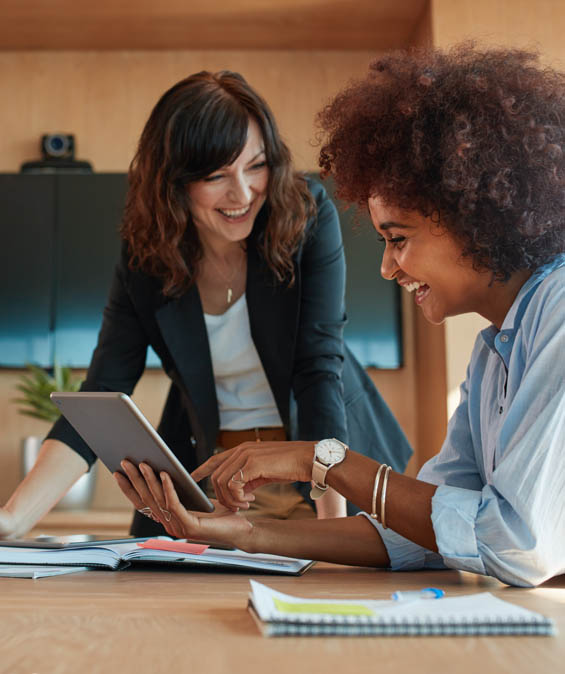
[358,512,444,571]
[431,485,487,575]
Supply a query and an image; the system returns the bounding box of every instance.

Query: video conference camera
[41,133,75,160]
[20,133,93,173]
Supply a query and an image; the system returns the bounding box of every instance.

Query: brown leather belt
[216,427,287,450]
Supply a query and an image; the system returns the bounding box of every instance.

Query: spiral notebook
[248,581,555,637]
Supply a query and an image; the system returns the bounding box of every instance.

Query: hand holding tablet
[50,392,214,513]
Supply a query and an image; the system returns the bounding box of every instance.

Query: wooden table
[30,509,132,538]
[1,563,563,674]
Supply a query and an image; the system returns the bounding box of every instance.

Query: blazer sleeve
[46,252,149,467]
[291,180,348,443]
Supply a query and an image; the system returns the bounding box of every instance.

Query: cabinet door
[54,174,127,368]
[0,174,55,367]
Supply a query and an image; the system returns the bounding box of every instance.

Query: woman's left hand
[114,460,254,548]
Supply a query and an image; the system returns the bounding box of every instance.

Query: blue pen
[391,587,445,601]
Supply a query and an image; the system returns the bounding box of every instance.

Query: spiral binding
[264,612,555,637]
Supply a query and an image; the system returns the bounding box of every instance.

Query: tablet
[0,535,148,549]
[50,392,214,513]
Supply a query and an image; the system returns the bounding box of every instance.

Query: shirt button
[500,334,509,343]
[190,435,196,447]
[499,406,504,414]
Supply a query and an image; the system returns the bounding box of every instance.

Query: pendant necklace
[207,250,244,305]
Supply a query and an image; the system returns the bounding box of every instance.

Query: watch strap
[310,460,329,499]
[311,459,329,489]
[309,482,328,499]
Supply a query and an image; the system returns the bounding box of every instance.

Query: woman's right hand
[191,440,315,511]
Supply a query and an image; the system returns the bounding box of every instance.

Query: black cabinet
[53,174,127,366]
[1,175,56,367]
[0,173,137,368]
[1,173,401,370]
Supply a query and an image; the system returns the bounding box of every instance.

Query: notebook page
[249,580,550,626]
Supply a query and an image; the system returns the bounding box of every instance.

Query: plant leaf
[14,363,81,421]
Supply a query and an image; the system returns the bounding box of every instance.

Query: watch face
[316,438,346,465]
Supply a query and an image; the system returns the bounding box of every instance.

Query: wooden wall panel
[0,50,377,173]
[432,0,565,66]
[410,0,433,47]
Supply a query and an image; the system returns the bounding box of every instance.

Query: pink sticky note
[137,539,209,555]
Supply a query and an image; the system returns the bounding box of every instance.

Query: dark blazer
[48,180,412,530]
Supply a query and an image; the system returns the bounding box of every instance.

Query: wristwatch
[310,438,348,500]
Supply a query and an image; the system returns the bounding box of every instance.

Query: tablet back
[51,391,214,513]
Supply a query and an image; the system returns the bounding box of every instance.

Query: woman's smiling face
[186,117,269,249]
[368,197,493,325]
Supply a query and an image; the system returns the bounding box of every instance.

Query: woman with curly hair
[119,45,565,588]
[0,71,411,538]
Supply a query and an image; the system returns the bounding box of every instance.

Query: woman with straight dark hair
[115,46,565,587]
[0,71,410,538]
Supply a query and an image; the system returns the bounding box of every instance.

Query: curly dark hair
[318,43,565,280]
[122,71,314,296]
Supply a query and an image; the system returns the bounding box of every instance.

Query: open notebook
[248,581,555,636]
[0,539,314,575]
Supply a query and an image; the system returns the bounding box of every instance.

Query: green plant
[13,363,82,423]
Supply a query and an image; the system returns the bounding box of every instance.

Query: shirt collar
[480,254,565,360]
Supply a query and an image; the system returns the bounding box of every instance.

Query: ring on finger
[159,507,172,522]
[138,506,153,518]
[230,469,245,486]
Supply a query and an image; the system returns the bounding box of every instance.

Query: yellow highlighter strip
[273,597,374,616]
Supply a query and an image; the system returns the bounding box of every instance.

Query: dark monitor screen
[309,175,402,369]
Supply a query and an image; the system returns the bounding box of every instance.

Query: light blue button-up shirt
[363,255,565,587]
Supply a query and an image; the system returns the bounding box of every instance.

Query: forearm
[327,451,438,552]
[195,441,438,552]
[246,514,390,567]
[4,439,89,537]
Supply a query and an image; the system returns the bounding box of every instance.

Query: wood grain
[0,0,427,50]
[0,565,563,674]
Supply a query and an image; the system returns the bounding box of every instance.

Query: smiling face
[368,197,497,325]
[186,117,269,250]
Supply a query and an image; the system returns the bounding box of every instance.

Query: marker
[391,587,445,601]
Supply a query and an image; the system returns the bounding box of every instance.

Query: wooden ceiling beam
[0,0,428,50]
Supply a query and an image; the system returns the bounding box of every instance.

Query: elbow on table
[483,547,559,588]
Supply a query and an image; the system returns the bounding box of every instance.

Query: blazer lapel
[155,285,219,451]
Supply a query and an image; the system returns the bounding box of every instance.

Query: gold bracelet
[370,464,387,520]
[380,465,393,529]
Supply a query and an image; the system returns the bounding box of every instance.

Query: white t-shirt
[203,294,283,430]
